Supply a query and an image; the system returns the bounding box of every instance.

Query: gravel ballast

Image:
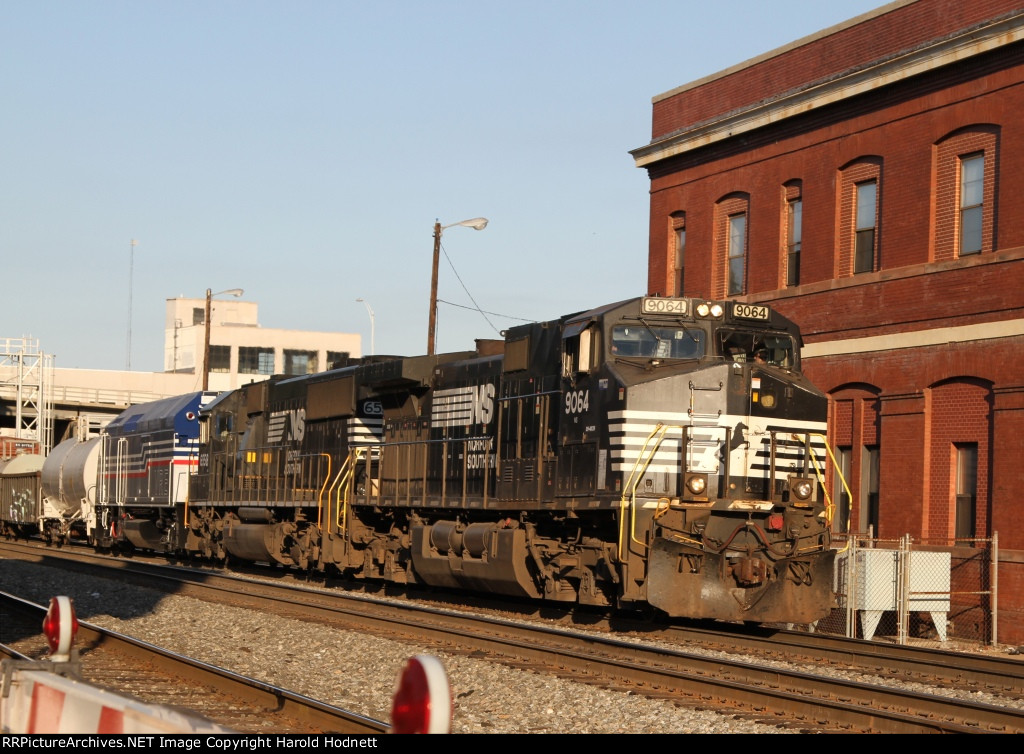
[0,558,800,734]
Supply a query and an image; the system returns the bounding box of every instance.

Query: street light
[126,239,138,370]
[427,217,488,355]
[356,297,375,356]
[203,287,244,391]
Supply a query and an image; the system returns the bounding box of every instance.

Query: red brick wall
[991,387,1024,550]
[777,256,1024,343]
[651,0,1022,139]
[647,65,1024,302]
[927,380,991,539]
[641,0,1024,642]
[877,392,926,538]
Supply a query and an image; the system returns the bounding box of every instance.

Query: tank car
[94,391,213,552]
[188,296,837,625]
[0,453,44,540]
[39,435,100,544]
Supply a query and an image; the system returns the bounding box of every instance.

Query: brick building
[630,0,1024,642]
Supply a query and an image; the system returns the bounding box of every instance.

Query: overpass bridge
[0,337,197,454]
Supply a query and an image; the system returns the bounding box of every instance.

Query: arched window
[670,211,686,295]
[713,193,749,297]
[933,126,998,261]
[782,180,802,287]
[837,158,882,276]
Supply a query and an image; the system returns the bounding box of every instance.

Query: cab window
[610,325,704,359]
[719,331,794,368]
[563,325,597,376]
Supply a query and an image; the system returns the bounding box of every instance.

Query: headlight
[695,302,724,318]
[686,473,708,496]
[790,477,814,500]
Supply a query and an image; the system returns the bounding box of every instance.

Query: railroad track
[3,540,1024,733]
[0,590,389,735]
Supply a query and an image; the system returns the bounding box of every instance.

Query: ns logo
[268,408,306,444]
[432,383,495,428]
[468,384,495,425]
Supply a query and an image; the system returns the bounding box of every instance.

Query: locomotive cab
[556,298,835,623]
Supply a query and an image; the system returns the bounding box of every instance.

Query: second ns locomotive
[22,296,839,625]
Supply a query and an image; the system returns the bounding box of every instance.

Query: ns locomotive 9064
[171,295,836,625]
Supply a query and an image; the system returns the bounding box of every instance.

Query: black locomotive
[175,296,836,624]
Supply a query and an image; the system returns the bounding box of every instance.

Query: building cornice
[801,318,1024,359]
[631,11,1024,168]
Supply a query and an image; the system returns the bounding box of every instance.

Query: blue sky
[2,0,887,371]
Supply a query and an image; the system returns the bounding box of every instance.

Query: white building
[163,295,361,392]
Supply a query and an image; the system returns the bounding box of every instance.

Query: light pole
[126,239,138,370]
[203,287,244,391]
[356,298,375,356]
[428,217,488,355]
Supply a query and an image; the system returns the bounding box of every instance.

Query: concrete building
[163,295,360,393]
[631,0,1024,641]
[0,296,361,447]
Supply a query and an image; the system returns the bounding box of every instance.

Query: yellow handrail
[796,432,853,550]
[333,447,367,537]
[618,423,673,559]
[314,453,331,529]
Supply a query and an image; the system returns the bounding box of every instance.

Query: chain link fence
[810,532,998,647]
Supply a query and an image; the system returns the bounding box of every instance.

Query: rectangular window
[727,213,746,295]
[834,447,852,534]
[787,198,802,287]
[959,154,984,255]
[326,351,350,370]
[284,349,319,376]
[675,226,686,295]
[208,345,231,373]
[861,446,879,535]
[239,347,275,375]
[193,307,205,326]
[854,181,877,273]
[955,443,978,541]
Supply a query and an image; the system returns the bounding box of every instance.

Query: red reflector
[42,596,79,657]
[767,514,785,531]
[390,655,451,734]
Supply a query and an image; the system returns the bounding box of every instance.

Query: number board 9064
[641,297,689,315]
[732,303,770,320]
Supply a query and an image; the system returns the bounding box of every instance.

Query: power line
[435,298,538,324]
[435,238,538,342]
[439,241,502,335]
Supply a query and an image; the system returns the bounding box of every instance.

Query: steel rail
[3,540,1023,733]
[0,591,389,735]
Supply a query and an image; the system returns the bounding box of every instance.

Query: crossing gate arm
[1,659,233,734]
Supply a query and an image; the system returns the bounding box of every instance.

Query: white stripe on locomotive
[608,410,827,481]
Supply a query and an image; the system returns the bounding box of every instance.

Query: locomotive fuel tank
[121,519,166,550]
[409,521,543,599]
